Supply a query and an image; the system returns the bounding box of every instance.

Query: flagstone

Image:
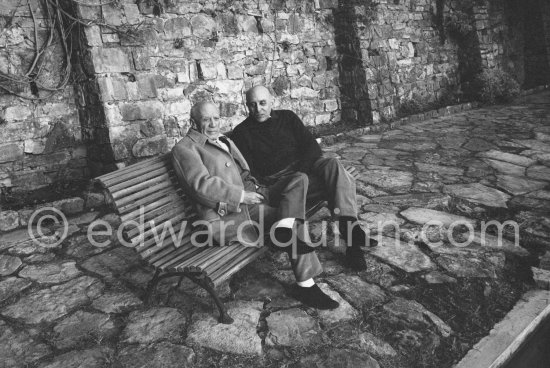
[91,290,143,314]
[187,301,263,354]
[265,307,321,347]
[52,310,118,349]
[297,349,380,368]
[444,183,511,208]
[477,150,536,167]
[317,283,359,325]
[0,255,22,276]
[514,139,550,152]
[0,321,51,368]
[463,138,498,152]
[526,165,550,181]
[326,275,387,309]
[525,190,550,200]
[1,276,104,324]
[391,141,438,151]
[496,174,547,195]
[19,261,82,284]
[373,193,450,209]
[117,343,195,368]
[40,348,114,368]
[368,236,436,273]
[357,134,382,143]
[483,159,525,176]
[123,307,187,344]
[400,207,476,227]
[415,162,464,176]
[358,169,414,192]
[0,277,32,303]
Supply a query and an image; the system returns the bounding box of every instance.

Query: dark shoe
[291,284,339,310]
[339,217,377,248]
[346,244,368,271]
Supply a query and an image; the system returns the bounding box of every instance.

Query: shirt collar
[187,129,226,146]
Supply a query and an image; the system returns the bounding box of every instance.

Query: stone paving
[1,92,550,367]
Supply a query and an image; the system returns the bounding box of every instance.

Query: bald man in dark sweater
[232,86,377,271]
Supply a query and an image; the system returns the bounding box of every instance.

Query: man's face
[246,88,273,123]
[195,103,221,140]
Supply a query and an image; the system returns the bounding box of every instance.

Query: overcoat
[172,129,261,247]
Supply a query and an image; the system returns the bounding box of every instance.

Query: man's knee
[289,172,309,187]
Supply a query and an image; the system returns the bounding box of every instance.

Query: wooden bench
[95,152,358,324]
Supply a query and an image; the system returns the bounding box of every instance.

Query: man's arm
[229,127,256,174]
[172,144,243,213]
[288,111,322,173]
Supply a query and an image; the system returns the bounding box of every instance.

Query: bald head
[246,85,273,123]
[190,101,221,140]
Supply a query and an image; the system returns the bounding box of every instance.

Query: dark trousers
[307,157,358,219]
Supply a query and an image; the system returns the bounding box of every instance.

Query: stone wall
[74,0,342,173]
[1,0,550,190]
[341,0,461,123]
[0,0,86,192]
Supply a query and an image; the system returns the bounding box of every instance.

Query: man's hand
[242,191,264,205]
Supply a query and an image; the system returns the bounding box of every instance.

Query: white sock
[297,278,315,288]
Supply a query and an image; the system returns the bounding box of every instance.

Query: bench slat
[125,205,194,240]
[112,173,174,203]
[108,166,172,194]
[99,159,170,187]
[169,246,221,271]
[117,186,181,214]
[138,228,190,260]
[156,245,204,271]
[209,248,266,285]
[120,194,183,222]
[183,246,241,273]
[130,212,194,246]
[97,155,168,182]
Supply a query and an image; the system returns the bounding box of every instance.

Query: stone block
[101,33,120,43]
[132,49,151,71]
[51,197,85,215]
[91,48,131,73]
[209,80,244,94]
[0,210,19,232]
[37,103,72,118]
[199,60,217,80]
[240,16,258,33]
[315,113,331,125]
[84,26,103,47]
[85,192,105,209]
[136,75,158,99]
[166,100,191,116]
[191,14,216,38]
[120,101,164,121]
[132,135,168,157]
[139,119,164,137]
[0,143,23,163]
[227,64,243,79]
[123,4,141,24]
[316,0,338,8]
[3,106,32,121]
[290,87,319,99]
[164,17,191,38]
[24,139,46,154]
[102,5,123,26]
[324,99,338,111]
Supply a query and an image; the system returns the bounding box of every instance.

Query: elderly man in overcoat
[171,101,339,310]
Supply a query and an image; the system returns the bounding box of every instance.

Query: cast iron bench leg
[187,272,234,324]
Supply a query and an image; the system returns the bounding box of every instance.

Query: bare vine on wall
[0,0,142,100]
